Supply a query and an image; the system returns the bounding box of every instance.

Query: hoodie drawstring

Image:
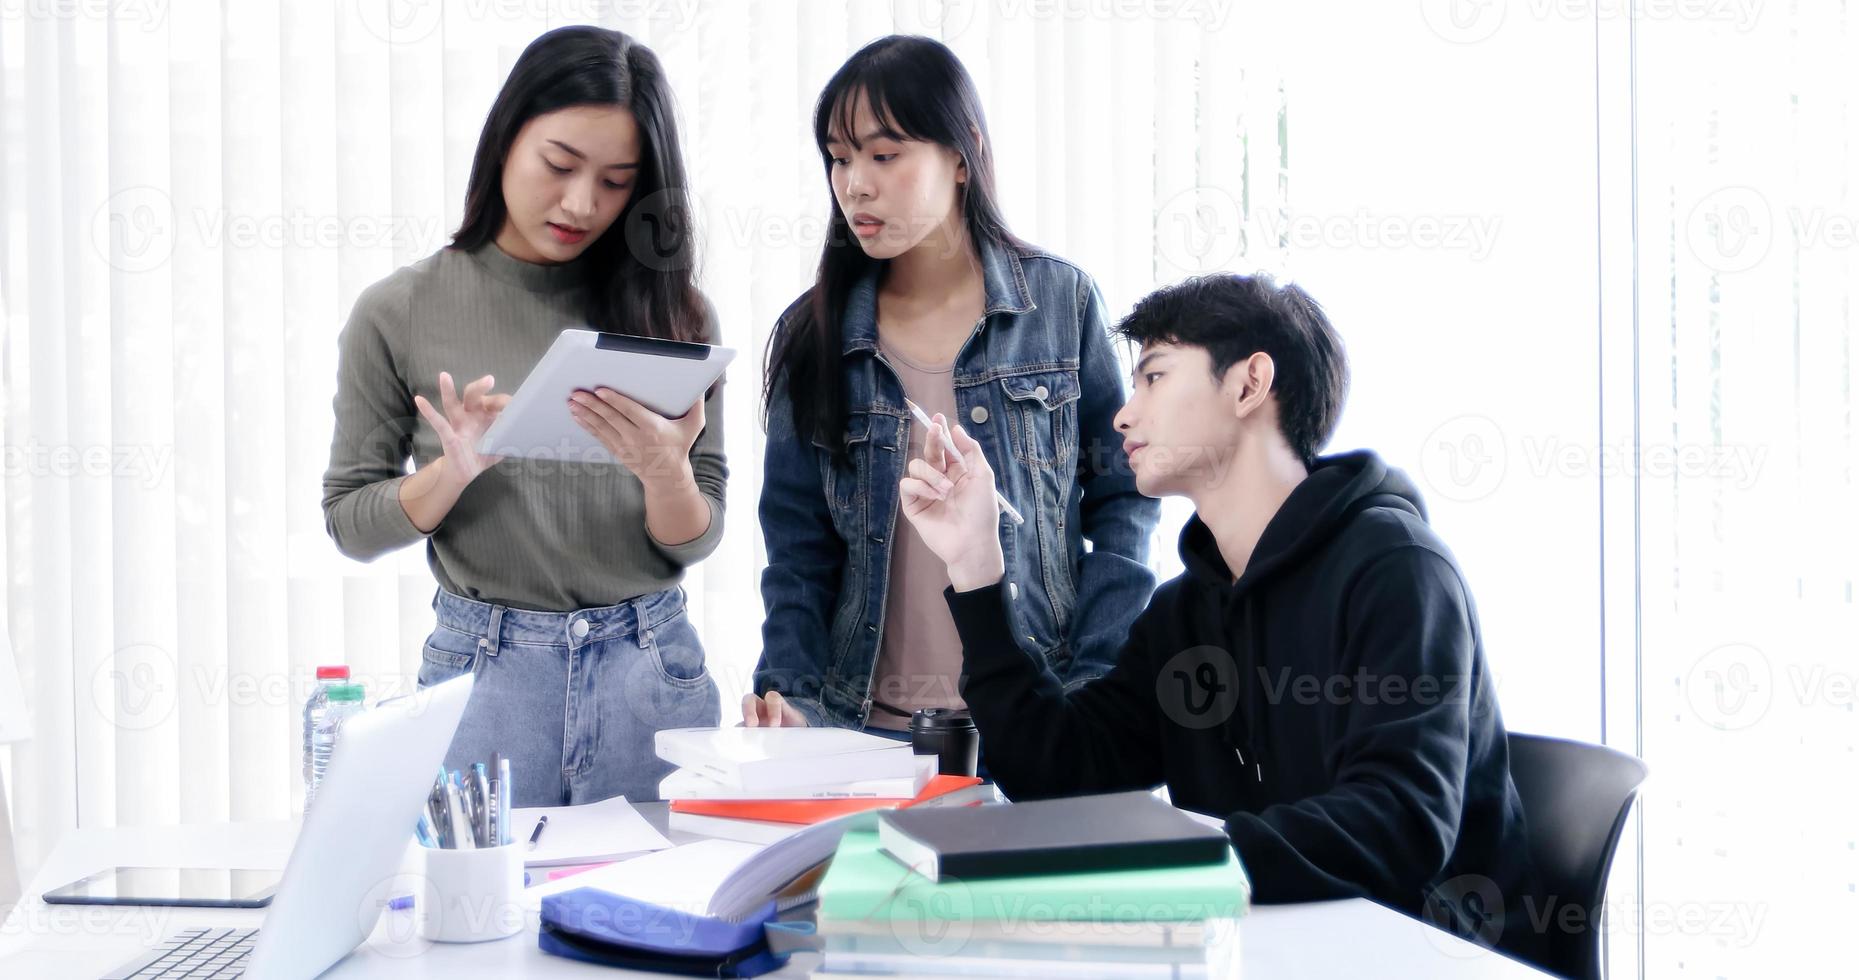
[1230,593,1264,784]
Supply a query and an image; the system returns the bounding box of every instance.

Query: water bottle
[307,683,366,809]
[301,665,351,795]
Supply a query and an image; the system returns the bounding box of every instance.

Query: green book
[817,829,1251,924]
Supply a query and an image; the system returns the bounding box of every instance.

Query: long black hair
[452,26,708,344]
[763,35,1028,450]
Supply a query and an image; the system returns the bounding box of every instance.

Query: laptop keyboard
[100,927,256,979]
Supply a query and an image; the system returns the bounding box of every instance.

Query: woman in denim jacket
[744,36,1158,743]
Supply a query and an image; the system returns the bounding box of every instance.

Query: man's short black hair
[1115,273,1349,465]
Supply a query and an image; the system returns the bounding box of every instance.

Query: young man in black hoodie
[897,274,1541,961]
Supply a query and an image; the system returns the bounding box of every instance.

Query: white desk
[0,804,1550,978]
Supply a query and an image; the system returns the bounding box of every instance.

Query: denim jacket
[756,240,1160,729]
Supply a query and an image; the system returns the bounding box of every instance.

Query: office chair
[1504,732,1649,979]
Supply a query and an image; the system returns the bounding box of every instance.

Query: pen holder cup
[417,841,525,943]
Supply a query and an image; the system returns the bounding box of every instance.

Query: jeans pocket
[644,616,709,686]
[417,624,481,689]
[621,614,721,734]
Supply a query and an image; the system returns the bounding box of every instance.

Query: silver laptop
[101,674,475,979]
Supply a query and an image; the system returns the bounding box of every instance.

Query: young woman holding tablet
[322,26,724,806]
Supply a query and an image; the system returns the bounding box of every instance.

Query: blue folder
[538,887,790,977]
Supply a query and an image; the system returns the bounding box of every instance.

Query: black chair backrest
[1505,733,1649,980]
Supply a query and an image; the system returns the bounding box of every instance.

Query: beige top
[868,336,968,730]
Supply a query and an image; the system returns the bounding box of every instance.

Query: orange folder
[669,773,984,825]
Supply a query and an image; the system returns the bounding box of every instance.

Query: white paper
[524,838,765,915]
[508,795,673,867]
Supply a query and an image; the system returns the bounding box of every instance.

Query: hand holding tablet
[476,329,736,469]
[567,386,708,487]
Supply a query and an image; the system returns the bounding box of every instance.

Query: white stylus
[903,397,1025,526]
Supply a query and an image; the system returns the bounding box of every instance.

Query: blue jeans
[416,587,720,806]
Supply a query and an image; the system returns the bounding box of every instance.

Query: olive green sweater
[321,243,727,611]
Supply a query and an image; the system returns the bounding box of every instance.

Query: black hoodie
[944,450,1541,960]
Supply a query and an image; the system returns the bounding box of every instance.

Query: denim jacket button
[970,406,989,425]
[1033,385,1049,401]
[1009,582,1019,601]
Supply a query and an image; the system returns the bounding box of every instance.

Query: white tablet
[477,328,736,464]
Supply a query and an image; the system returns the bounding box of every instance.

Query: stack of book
[813,790,1251,978]
[654,727,993,844]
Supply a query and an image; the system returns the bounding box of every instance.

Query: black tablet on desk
[42,865,280,908]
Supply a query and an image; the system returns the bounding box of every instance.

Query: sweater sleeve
[321,279,430,561]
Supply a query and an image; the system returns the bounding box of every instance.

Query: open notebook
[530,809,890,923]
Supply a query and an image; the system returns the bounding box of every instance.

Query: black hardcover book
[876,789,1232,882]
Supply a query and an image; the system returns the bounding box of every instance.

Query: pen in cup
[425,760,516,849]
[902,398,1024,525]
[497,758,512,846]
[487,752,503,847]
[427,770,452,849]
[472,762,491,847]
[444,776,474,850]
